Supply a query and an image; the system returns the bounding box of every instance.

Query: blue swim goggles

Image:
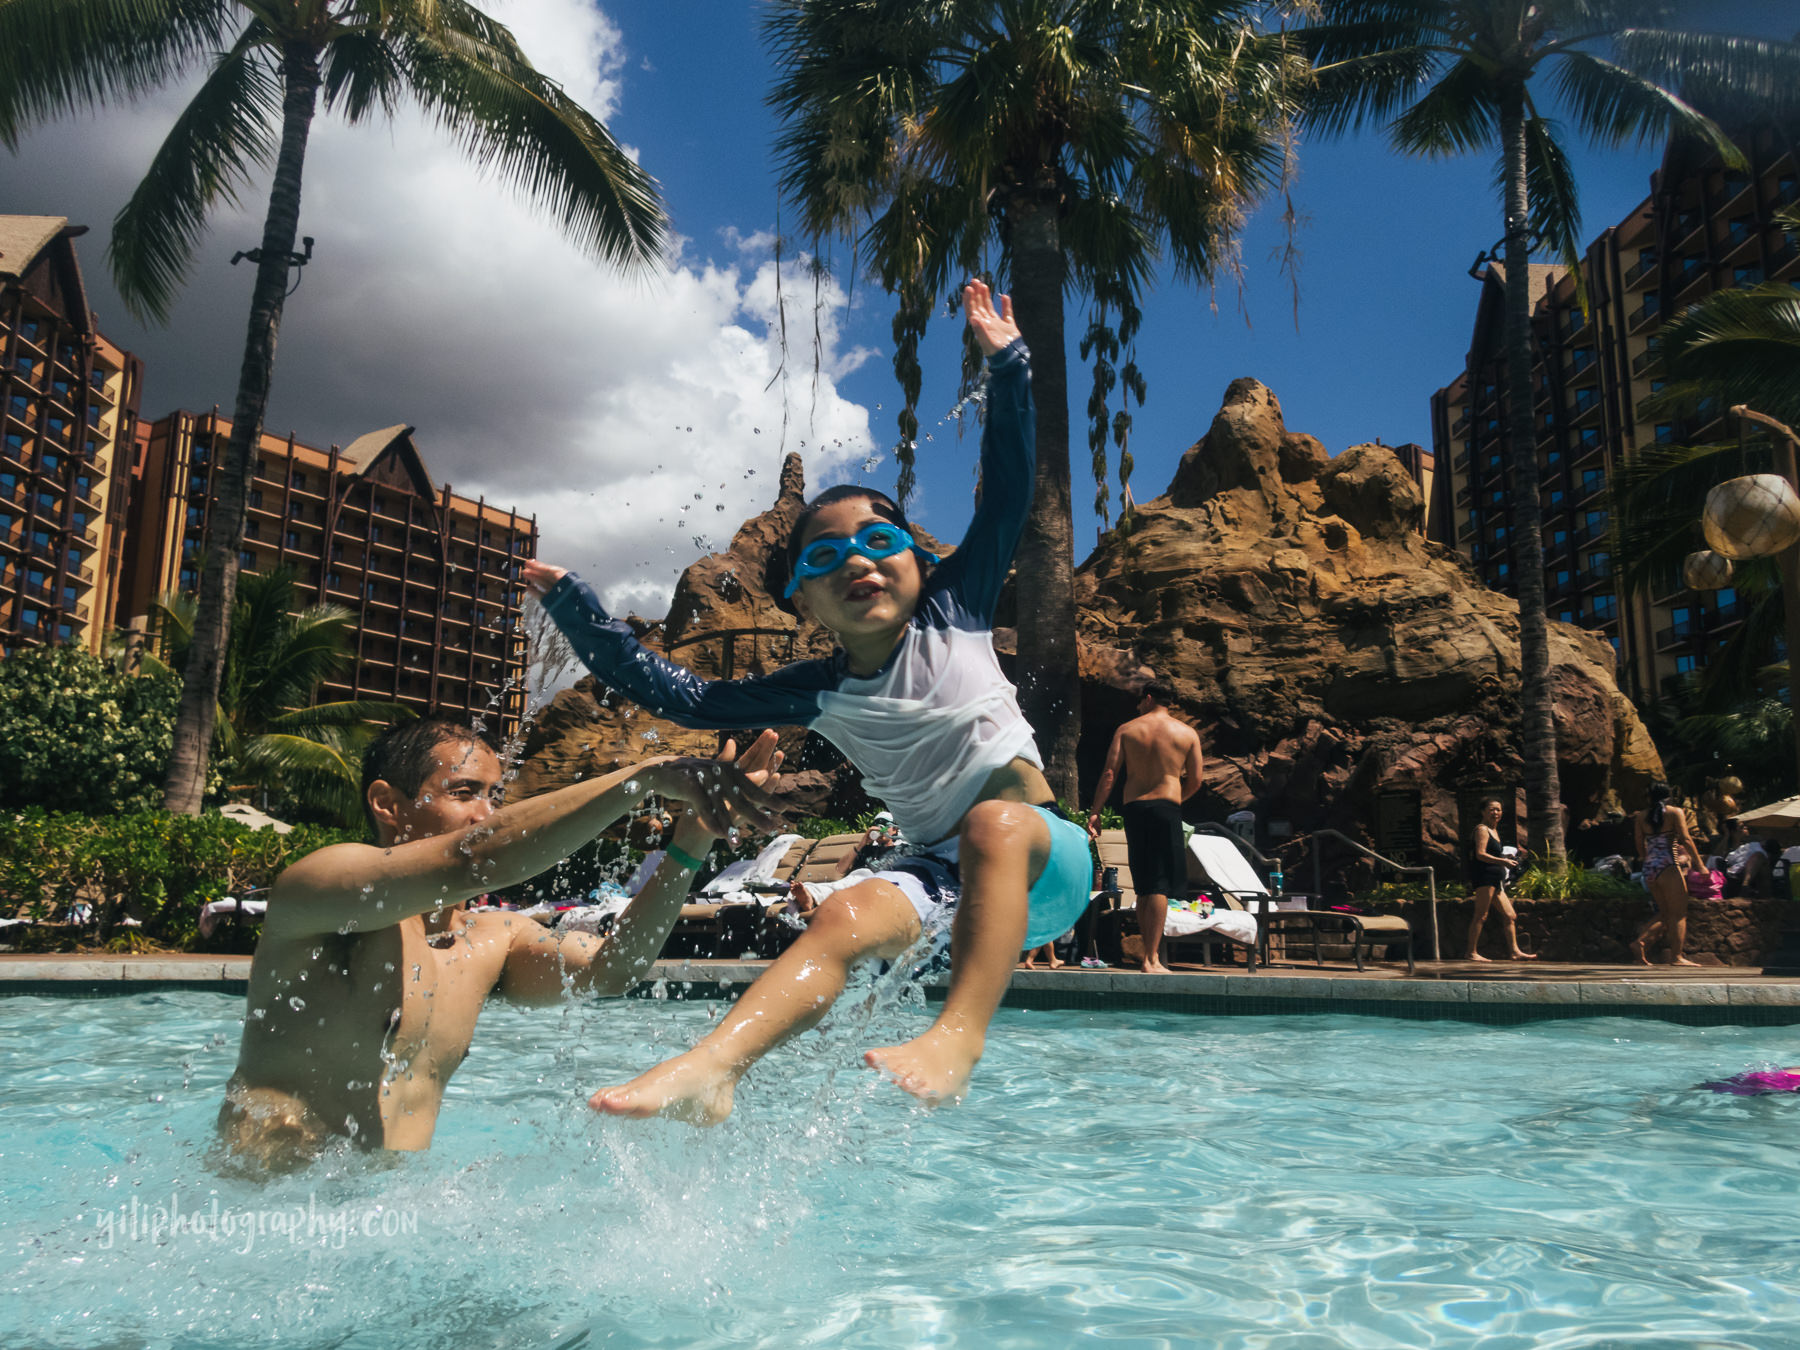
[784,521,938,597]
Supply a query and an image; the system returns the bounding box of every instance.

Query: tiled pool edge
[7,956,1799,1023]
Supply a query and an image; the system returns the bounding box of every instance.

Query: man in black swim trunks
[1086,682,1205,974]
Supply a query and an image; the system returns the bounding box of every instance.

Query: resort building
[119,412,537,730]
[1430,133,1799,702]
[0,216,143,656]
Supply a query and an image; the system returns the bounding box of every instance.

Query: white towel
[1162,907,1258,945]
[198,897,268,939]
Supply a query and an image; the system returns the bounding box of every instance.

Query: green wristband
[665,842,707,872]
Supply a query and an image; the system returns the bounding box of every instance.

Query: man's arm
[1087,728,1126,839]
[500,734,783,1002]
[1180,729,1205,803]
[265,756,783,941]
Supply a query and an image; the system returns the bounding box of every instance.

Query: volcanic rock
[1066,379,1663,871]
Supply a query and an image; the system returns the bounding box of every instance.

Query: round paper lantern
[1702,474,1800,559]
[1683,548,1735,590]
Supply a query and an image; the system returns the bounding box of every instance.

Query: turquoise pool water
[3,989,1798,1348]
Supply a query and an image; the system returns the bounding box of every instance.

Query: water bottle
[1269,864,1284,896]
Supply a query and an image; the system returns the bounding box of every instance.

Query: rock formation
[515,378,1664,874]
[1063,378,1663,869]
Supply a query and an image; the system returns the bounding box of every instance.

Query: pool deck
[4,951,1799,1014]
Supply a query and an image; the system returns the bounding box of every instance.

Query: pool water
[3,989,1798,1349]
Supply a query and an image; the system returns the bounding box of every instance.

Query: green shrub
[0,645,186,815]
[0,810,361,948]
[1511,860,1642,901]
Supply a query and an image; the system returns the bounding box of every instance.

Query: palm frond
[1549,47,1738,165]
[1655,283,1800,429]
[1390,57,1499,158]
[105,21,282,323]
[395,0,666,271]
[265,699,414,731]
[1519,114,1585,310]
[0,0,229,150]
[1613,28,1800,120]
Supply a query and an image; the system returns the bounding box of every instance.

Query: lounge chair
[1091,829,1259,971]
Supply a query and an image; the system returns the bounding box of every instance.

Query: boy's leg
[590,879,922,1125]
[866,800,1049,1105]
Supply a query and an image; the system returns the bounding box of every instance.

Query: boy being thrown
[522,282,1091,1121]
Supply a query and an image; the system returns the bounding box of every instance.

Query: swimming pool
[4,988,1797,1348]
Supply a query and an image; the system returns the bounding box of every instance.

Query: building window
[288,501,304,518]
[292,471,306,491]
[249,488,263,508]
[239,550,257,571]
[1734,265,1764,288]
[1591,593,1618,621]
[244,520,260,540]
[286,529,302,549]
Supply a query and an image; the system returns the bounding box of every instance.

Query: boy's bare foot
[865,1028,981,1107]
[1020,958,1037,969]
[589,1050,736,1127]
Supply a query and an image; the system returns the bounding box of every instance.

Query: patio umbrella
[1734,795,1800,832]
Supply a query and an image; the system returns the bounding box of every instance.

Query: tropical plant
[1301,0,1800,862]
[763,0,1307,797]
[0,644,183,815]
[0,0,667,815]
[151,565,413,826]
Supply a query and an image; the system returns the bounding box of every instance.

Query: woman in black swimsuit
[1466,799,1533,961]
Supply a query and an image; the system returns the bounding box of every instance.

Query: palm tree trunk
[1007,181,1081,802]
[1499,88,1566,863]
[162,43,322,814]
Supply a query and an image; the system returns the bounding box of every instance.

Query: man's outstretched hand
[716,729,784,791]
[646,751,789,839]
[963,279,1021,357]
[522,559,567,597]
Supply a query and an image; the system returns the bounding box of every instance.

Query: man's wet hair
[361,716,502,835]
[1142,680,1175,706]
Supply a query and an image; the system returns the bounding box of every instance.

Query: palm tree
[1300,1,1798,862]
[763,0,1306,798]
[149,565,413,826]
[0,0,667,814]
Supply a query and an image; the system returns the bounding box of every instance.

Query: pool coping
[4,954,1799,1019]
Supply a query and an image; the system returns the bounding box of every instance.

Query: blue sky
[7,0,1794,610]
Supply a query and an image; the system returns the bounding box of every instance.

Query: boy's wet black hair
[778,485,926,606]
[361,716,502,836]
[785,485,912,568]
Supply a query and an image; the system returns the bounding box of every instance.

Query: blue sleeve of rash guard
[539,573,828,730]
[924,338,1035,626]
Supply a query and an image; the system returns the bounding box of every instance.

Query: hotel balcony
[1622,253,1659,288]
[1631,342,1663,378]
[1719,221,1760,265]
[1672,257,1711,300]
[1626,298,1660,335]
[1568,397,1602,429]
[1574,474,1608,507]
[1771,239,1800,280]
[1564,348,1599,386]
[1670,210,1704,252]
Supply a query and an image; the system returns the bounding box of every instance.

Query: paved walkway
[5,952,1797,1011]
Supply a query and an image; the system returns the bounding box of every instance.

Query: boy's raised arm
[522,563,826,731]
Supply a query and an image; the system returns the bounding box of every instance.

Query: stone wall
[1387,896,1794,966]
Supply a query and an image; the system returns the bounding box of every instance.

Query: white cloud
[3,0,882,619]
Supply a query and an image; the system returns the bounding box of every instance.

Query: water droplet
[716,504,726,512]
[642,729,660,742]
[686,426,693,433]
[624,779,640,794]
[411,964,422,982]
[288,996,306,1012]
[747,468,756,475]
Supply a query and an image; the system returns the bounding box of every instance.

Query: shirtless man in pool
[218,716,784,1171]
